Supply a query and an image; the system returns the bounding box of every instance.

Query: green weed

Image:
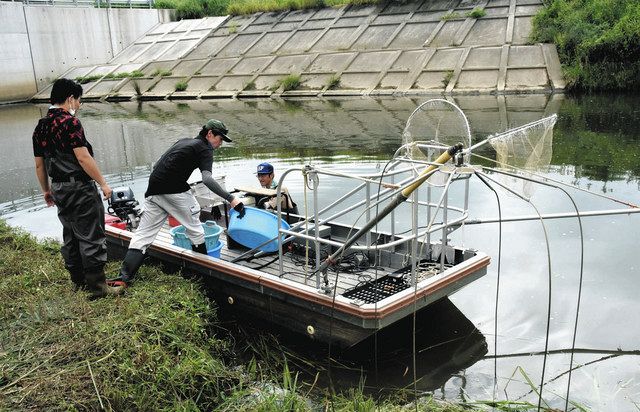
[74,75,103,84]
[152,68,173,77]
[175,81,189,91]
[466,7,486,18]
[326,74,341,89]
[441,11,462,20]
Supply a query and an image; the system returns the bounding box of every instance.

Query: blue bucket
[207,240,224,258]
[228,207,290,253]
[170,221,223,251]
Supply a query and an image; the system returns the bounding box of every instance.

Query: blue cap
[256,163,274,175]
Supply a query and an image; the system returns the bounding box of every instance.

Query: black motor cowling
[107,187,141,229]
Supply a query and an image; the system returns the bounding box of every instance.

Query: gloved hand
[234,202,245,219]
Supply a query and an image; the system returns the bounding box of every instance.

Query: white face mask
[68,108,76,116]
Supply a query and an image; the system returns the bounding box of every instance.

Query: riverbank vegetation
[532,0,640,91]
[0,220,480,411]
[154,0,379,19]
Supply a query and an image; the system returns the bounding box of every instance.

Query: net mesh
[486,114,557,199]
[401,99,471,161]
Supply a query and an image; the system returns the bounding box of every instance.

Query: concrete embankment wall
[34,0,565,101]
[0,2,171,103]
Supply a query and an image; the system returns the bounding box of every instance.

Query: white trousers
[129,191,203,252]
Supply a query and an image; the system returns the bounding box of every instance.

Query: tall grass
[155,0,380,17]
[532,0,640,91]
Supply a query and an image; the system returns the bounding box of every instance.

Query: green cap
[204,119,231,142]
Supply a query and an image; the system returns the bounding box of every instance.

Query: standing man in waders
[32,78,123,299]
[108,119,244,288]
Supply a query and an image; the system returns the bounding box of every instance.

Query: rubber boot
[69,269,86,291]
[118,249,145,285]
[85,268,124,299]
[192,243,208,254]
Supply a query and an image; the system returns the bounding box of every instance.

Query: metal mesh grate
[342,276,410,304]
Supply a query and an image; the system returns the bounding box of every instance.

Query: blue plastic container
[228,207,290,253]
[170,221,223,251]
[207,240,224,258]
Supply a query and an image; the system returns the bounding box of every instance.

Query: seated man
[255,162,298,214]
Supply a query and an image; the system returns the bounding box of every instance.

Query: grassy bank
[1,220,478,411]
[531,0,640,91]
[154,0,379,19]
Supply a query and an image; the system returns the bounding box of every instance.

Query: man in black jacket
[32,78,123,299]
[110,119,244,287]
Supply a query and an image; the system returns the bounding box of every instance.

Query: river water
[1,94,638,411]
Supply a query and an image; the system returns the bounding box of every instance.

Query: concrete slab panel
[379,72,408,89]
[150,77,187,94]
[245,32,291,56]
[118,78,157,94]
[334,16,368,27]
[172,60,207,76]
[242,23,273,34]
[217,33,261,57]
[484,7,509,17]
[142,61,178,76]
[347,51,397,72]
[310,27,355,52]
[299,74,332,89]
[507,45,544,67]
[273,21,301,31]
[264,55,314,74]
[282,9,314,22]
[85,79,121,96]
[149,21,180,35]
[413,71,448,89]
[456,70,499,88]
[486,0,510,6]
[506,68,547,88]
[112,43,149,63]
[464,47,502,68]
[312,7,345,19]
[174,19,200,32]
[516,5,542,15]
[462,19,507,46]
[391,50,429,71]
[342,5,377,17]
[185,76,218,92]
[381,2,418,14]
[66,67,96,80]
[137,33,164,44]
[352,25,398,50]
[136,42,175,62]
[278,29,322,54]
[184,37,229,59]
[254,11,285,25]
[374,14,408,24]
[108,9,170,56]
[213,75,253,91]
[459,0,488,9]
[157,39,200,60]
[253,74,283,90]
[411,11,448,22]
[425,49,464,70]
[430,20,465,47]
[389,22,439,48]
[88,65,119,76]
[162,31,189,41]
[512,17,533,45]
[419,0,458,11]
[339,73,378,89]
[302,19,334,29]
[308,53,355,72]
[200,58,241,75]
[230,56,272,75]
[195,16,227,30]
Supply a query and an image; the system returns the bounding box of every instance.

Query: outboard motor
[107,186,141,230]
